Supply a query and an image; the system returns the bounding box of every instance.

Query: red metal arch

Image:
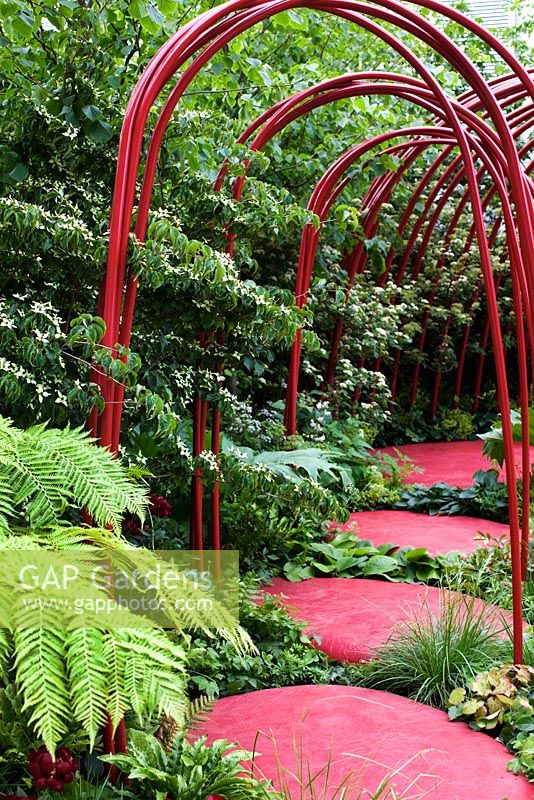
[96,3,534,753]
[334,76,534,409]
[282,107,531,581]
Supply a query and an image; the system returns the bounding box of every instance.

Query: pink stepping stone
[201,685,532,799]
[377,439,533,487]
[263,577,512,662]
[343,509,508,555]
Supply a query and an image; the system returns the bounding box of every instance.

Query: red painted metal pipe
[95,3,534,744]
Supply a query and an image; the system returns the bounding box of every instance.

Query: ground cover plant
[393,469,510,522]
[187,580,362,698]
[448,664,534,780]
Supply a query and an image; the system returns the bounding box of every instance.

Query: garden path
[377,438,534,487]
[343,509,508,555]
[261,577,512,661]
[203,441,529,798]
[201,685,532,798]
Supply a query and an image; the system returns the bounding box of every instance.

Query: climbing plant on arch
[92,0,534,752]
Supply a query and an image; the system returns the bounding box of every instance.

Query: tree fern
[0,629,10,669]
[0,413,253,753]
[115,628,187,725]
[102,631,127,731]
[0,415,148,533]
[14,626,71,752]
[66,628,109,748]
[7,624,190,753]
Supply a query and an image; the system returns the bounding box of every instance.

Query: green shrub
[394,469,510,522]
[283,530,441,584]
[103,728,279,799]
[438,409,474,442]
[439,538,534,626]
[188,580,362,698]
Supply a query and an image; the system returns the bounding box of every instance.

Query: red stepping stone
[201,685,532,799]
[343,509,508,555]
[263,577,512,662]
[377,439,533,487]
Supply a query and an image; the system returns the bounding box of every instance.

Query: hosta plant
[283,530,441,584]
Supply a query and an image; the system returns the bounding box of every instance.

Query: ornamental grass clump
[263,727,435,799]
[359,596,508,708]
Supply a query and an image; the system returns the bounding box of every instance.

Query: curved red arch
[95,7,534,753]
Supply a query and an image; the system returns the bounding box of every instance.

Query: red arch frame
[95,0,534,751]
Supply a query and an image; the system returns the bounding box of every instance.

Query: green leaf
[363,555,399,576]
[86,119,113,143]
[8,162,28,182]
[448,687,466,706]
[81,104,102,121]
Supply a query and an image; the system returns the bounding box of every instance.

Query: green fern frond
[0,476,13,534]
[0,629,11,669]
[0,416,16,532]
[115,629,187,724]
[45,527,98,549]
[22,423,148,531]
[94,536,252,652]
[0,415,148,533]
[103,632,127,731]
[66,627,109,748]
[185,695,215,733]
[14,626,70,753]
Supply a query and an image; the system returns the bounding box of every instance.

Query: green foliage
[359,597,508,708]
[0,683,42,794]
[102,728,279,799]
[376,401,489,447]
[0,415,248,755]
[0,0,526,511]
[448,664,534,780]
[478,408,534,466]
[234,446,354,488]
[439,537,534,627]
[8,625,187,755]
[188,581,360,698]
[283,530,442,584]
[0,415,148,533]
[394,469,510,522]
[219,449,350,574]
[438,408,475,442]
[346,461,406,511]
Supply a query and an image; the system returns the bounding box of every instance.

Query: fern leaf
[116,629,187,724]
[120,636,149,722]
[0,629,11,669]
[103,632,127,731]
[0,415,148,532]
[14,626,70,752]
[184,695,215,734]
[0,417,17,532]
[23,424,148,532]
[0,475,13,533]
[66,628,109,748]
